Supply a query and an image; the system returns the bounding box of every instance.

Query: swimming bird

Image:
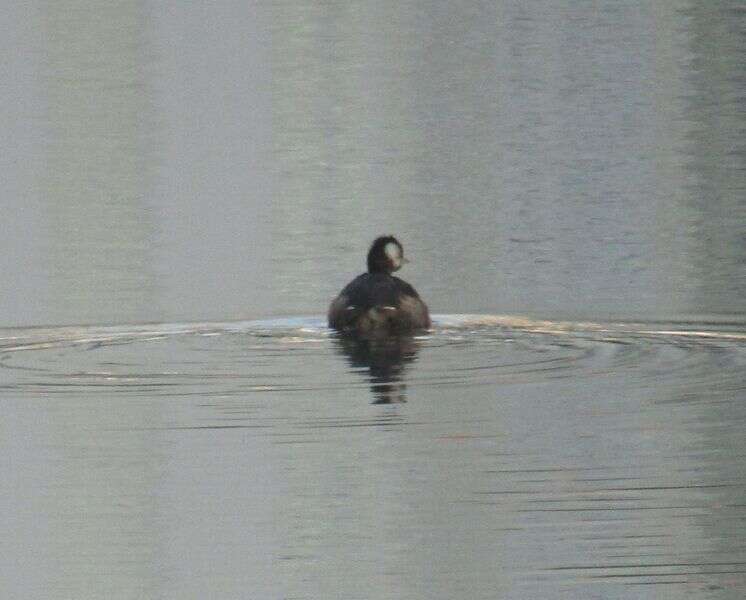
[328,236,431,334]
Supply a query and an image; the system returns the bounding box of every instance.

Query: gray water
[2,1,746,599]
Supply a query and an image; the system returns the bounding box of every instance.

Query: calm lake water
[2,1,746,599]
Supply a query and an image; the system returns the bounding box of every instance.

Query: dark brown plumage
[328,236,430,334]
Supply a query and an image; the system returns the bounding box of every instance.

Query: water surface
[2,1,746,599]
[3,316,746,598]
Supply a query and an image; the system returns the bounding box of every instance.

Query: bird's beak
[401,257,410,264]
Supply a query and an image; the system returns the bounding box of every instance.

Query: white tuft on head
[384,242,402,269]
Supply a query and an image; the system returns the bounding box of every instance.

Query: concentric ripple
[1,315,746,401]
[2,315,746,594]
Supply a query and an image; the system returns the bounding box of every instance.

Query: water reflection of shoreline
[41,1,159,326]
[332,334,422,404]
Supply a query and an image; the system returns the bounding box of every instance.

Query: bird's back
[328,273,430,333]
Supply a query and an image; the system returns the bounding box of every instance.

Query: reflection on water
[2,0,746,599]
[333,334,422,404]
[1,316,746,598]
[3,1,745,327]
[41,1,160,325]
[268,1,746,323]
[681,2,746,315]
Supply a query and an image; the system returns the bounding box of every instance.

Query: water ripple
[1,315,746,400]
[2,314,746,595]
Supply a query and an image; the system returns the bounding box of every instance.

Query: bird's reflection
[333,333,422,404]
